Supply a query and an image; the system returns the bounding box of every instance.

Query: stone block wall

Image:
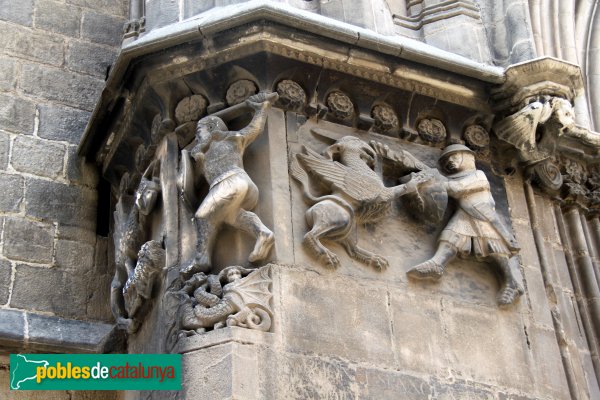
[0,0,126,323]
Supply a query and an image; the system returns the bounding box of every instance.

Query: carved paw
[369,255,389,271]
[369,140,392,159]
[407,260,444,281]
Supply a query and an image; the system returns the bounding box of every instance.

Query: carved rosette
[226,80,258,106]
[276,80,306,110]
[463,125,489,150]
[417,118,446,143]
[175,95,208,125]
[326,91,354,120]
[371,104,400,134]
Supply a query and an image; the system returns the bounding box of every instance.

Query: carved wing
[297,152,382,202]
[226,267,273,314]
[493,101,551,158]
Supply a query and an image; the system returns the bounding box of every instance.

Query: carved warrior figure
[112,175,163,333]
[291,136,433,270]
[179,266,273,334]
[407,144,523,306]
[180,92,278,277]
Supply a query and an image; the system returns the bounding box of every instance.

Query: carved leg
[231,209,274,263]
[407,241,457,280]
[303,201,352,269]
[491,254,524,306]
[341,237,388,271]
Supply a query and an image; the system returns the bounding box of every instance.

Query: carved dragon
[179,266,273,334]
[290,135,432,270]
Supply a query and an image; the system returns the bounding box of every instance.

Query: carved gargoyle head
[325,136,376,168]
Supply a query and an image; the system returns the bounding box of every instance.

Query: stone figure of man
[180,92,278,277]
[407,144,523,306]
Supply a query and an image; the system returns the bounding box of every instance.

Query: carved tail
[290,154,356,217]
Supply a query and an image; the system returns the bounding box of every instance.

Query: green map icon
[10,354,49,390]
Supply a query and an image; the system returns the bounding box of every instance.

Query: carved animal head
[547,97,575,134]
[325,136,376,167]
[136,240,166,272]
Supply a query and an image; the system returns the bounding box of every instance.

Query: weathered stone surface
[34,0,81,37]
[11,136,65,179]
[94,236,108,274]
[0,259,11,305]
[66,145,99,187]
[357,368,431,400]
[54,239,95,271]
[27,312,115,352]
[0,131,9,169]
[0,93,35,134]
[81,11,125,47]
[0,56,17,91]
[0,309,25,349]
[0,0,34,26]
[432,380,496,400]
[281,269,394,365]
[25,178,97,229]
[10,264,87,317]
[0,173,23,212]
[443,305,533,391]
[0,367,71,400]
[38,103,91,144]
[57,224,97,244]
[67,41,117,78]
[20,64,103,111]
[528,325,571,399]
[182,344,235,399]
[0,21,64,66]
[2,217,54,264]
[67,0,127,17]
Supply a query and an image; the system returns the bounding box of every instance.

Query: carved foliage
[417,118,446,143]
[371,104,400,134]
[463,125,489,150]
[276,80,306,110]
[326,91,354,120]
[226,80,258,106]
[175,95,208,125]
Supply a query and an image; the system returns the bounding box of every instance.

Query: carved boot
[407,259,444,280]
[497,284,524,307]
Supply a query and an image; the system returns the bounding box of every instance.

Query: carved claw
[407,260,444,281]
[248,231,274,263]
[320,251,340,269]
[369,255,389,271]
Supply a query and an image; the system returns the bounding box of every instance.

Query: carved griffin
[291,135,432,270]
[179,266,273,334]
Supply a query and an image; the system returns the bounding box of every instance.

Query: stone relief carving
[463,125,489,150]
[326,91,354,120]
[175,95,208,125]
[112,172,164,333]
[371,104,400,135]
[493,97,576,191]
[417,118,446,143]
[179,92,278,277]
[179,265,273,335]
[226,80,258,106]
[290,135,433,270]
[276,80,306,110]
[407,144,523,306]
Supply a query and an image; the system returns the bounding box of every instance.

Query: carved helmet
[439,144,474,161]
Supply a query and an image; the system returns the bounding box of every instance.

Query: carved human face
[226,269,242,282]
[442,152,475,174]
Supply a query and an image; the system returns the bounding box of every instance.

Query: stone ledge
[0,309,123,354]
[177,327,275,354]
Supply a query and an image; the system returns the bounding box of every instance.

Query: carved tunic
[440,170,512,259]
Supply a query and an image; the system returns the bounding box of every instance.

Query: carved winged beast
[291,135,433,270]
